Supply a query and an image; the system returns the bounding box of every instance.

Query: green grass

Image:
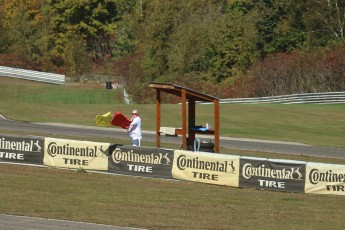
[1,76,344,147]
[220,103,345,148]
[1,163,345,230]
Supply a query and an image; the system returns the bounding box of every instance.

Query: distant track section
[0,66,65,85]
[201,92,345,104]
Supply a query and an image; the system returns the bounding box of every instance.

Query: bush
[251,45,345,96]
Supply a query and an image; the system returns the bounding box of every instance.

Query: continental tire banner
[239,157,306,193]
[44,137,109,171]
[108,145,174,178]
[172,150,240,187]
[0,134,44,164]
[305,162,345,196]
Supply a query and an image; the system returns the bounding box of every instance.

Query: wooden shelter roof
[148,82,219,102]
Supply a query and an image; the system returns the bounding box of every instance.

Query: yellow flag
[96,111,112,127]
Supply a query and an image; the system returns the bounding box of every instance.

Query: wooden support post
[188,99,196,147]
[156,89,161,148]
[182,89,187,150]
[214,99,220,153]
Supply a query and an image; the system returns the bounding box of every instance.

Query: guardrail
[0,66,65,85]
[220,92,345,104]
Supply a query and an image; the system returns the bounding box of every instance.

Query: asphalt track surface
[0,214,143,230]
[1,115,344,229]
[0,114,344,159]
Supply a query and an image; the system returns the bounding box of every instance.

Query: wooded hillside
[0,0,344,102]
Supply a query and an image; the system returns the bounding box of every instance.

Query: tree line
[0,0,344,102]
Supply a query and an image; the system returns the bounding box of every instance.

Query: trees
[0,0,136,73]
[0,1,10,53]
[253,0,309,56]
[303,0,345,46]
[0,0,344,101]
[46,0,134,72]
[0,0,47,69]
[138,0,257,89]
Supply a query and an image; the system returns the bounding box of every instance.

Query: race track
[1,115,344,159]
[0,214,142,230]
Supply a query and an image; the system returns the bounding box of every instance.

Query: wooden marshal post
[148,82,220,153]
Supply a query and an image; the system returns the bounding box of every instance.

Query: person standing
[127,109,142,146]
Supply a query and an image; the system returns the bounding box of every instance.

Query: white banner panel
[306,162,345,196]
[172,150,240,187]
[44,137,109,171]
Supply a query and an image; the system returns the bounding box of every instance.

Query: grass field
[0,76,344,148]
[1,163,345,230]
[1,76,345,229]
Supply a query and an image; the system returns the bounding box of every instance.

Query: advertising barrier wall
[43,137,110,171]
[1,132,345,196]
[239,157,306,193]
[172,150,240,187]
[305,162,345,196]
[0,134,44,165]
[108,145,174,179]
